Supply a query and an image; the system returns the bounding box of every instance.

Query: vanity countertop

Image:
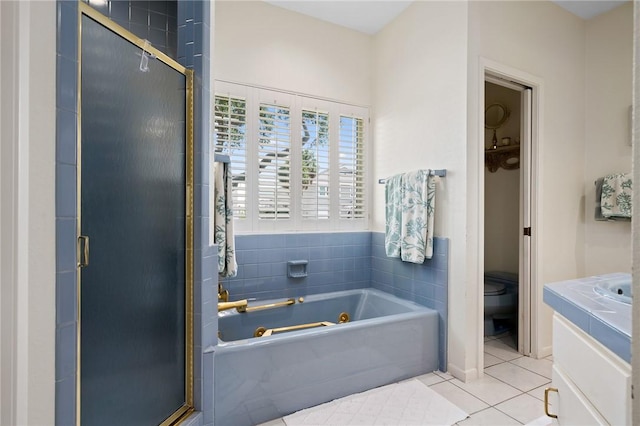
[543,272,631,363]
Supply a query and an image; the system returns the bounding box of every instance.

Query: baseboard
[447,363,479,382]
[536,344,553,359]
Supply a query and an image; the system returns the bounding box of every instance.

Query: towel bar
[378,169,446,184]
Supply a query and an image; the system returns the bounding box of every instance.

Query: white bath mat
[283,379,468,426]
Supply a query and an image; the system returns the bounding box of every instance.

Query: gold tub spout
[218,299,248,312]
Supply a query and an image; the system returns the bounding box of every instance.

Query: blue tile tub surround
[544,273,631,363]
[221,232,372,301]
[214,289,439,426]
[371,232,449,372]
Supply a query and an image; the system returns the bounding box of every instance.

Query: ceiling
[263,0,629,35]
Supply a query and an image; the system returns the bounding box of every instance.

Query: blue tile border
[544,285,631,363]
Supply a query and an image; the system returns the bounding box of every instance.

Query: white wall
[484,82,521,274]
[214,0,372,106]
[467,1,587,361]
[583,2,634,275]
[371,0,470,378]
[0,2,56,424]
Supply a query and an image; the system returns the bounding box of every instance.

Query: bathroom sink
[594,277,633,304]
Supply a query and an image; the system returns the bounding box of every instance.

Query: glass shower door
[79,10,190,425]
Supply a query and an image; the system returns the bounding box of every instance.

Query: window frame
[213,81,370,233]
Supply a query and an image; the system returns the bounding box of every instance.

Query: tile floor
[258,332,557,426]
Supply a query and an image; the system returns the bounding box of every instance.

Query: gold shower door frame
[76,3,194,425]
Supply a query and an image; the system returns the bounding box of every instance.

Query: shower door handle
[78,235,90,268]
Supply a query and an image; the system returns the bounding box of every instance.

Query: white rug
[283,379,469,426]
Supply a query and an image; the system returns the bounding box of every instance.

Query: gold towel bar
[259,321,335,337]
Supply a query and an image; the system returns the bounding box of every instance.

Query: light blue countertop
[543,272,631,363]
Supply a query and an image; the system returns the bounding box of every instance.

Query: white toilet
[484,271,518,336]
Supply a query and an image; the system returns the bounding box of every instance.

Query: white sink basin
[594,277,633,305]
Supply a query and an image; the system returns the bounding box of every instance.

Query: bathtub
[213,288,439,426]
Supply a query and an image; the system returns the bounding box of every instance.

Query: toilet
[484,271,518,336]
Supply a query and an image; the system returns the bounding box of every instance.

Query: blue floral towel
[385,170,436,263]
[214,162,238,277]
[601,172,632,218]
[385,174,403,258]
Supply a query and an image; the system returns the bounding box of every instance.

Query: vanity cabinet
[549,314,631,425]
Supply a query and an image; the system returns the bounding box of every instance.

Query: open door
[519,87,533,355]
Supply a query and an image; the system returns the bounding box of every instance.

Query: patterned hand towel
[601,172,632,218]
[214,161,238,277]
[385,174,403,258]
[400,170,436,263]
[385,170,436,263]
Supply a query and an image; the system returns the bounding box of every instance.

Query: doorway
[78,4,194,425]
[482,71,536,360]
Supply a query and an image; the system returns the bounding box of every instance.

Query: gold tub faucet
[218,299,248,313]
[218,283,229,302]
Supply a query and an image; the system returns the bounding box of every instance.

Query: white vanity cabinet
[549,313,631,425]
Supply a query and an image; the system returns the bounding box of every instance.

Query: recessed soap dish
[287,260,308,278]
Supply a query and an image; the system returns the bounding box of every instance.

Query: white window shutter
[339,115,366,219]
[213,94,247,219]
[301,109,330,220]
[258,103,291,220]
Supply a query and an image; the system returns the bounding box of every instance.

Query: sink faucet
[218,299,248,313]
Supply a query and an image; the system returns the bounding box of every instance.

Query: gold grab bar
[218,299,248,312]
[241,298,296,313]
[260,321,335,337]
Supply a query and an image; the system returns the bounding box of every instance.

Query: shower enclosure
[78,4,193,425]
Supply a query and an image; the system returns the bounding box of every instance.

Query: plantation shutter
[258,103,291,220]
[301,110,330,220]
[213,94,247,219]
[339,115,365,219]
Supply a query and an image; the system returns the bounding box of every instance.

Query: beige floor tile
[524,415,559,426]
[526,384,553,402]
[430,381,489,415]
[498,335,518,349]
[457,407,522,426]
[495,394,546,424]
[451,375,521,406]
[435,370,454,380]
[484,352,503,368]
[510,356,553,379]
[485,363,549,392]
[484,339,522,362]
[415,372,445,386]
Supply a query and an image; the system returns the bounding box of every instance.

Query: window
[213,93,247,219]
[213,82,369,232]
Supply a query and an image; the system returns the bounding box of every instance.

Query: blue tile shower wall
[55,1,211,424]
[55,1,79,424]
[371,233,449,372]
[177,1,215,423]
[81,0,178,59]
[221,232,372,301]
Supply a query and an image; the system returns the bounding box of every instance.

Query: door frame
[76,4,194,425]
[477,57,544,367]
